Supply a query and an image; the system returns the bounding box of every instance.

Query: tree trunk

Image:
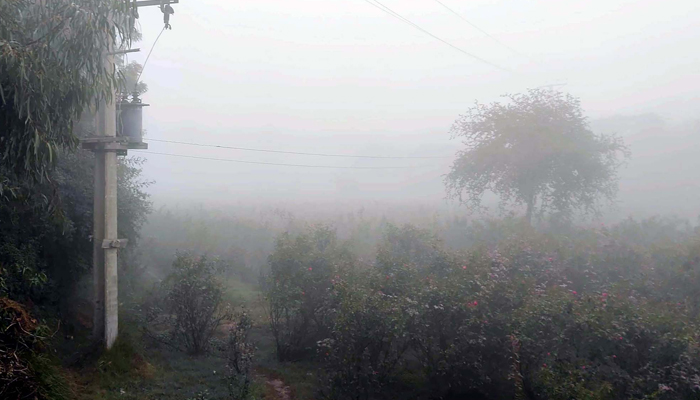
[525,194,535,226]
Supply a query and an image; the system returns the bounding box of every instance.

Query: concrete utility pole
[82,0,179,350]
[85,23,125,349]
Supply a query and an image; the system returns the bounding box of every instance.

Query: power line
[431,0,526,59]
[536,82,567,89]
[135,25,166,87]
[362,0,512,73]
[366,0,508,72]
[144,138,452,159]
[131,150,438,169]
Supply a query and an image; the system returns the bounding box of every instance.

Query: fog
[10,3,700,397]
[129,0,700,218]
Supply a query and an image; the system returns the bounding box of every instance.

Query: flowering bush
[264,226,354,361]
[226,309,255,400]
[515,288,700,400]
[268,219,700,400]
[318,268,414,400]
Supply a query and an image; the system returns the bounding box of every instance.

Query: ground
[62,278,316,400]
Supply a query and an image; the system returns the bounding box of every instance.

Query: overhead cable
[431,0,526,59]
[135,26,166,86]
[131,151,438,169]
[362,0,512,73]
[144,138,451,159]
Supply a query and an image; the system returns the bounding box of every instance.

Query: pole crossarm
[108,48,141,55]
[81,136,149,152]
[134,0,179,7]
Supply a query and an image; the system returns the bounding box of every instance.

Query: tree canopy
[0,0,150,322]
[117,60,148,102]
[0,0,133,196]
[445,89,629,223]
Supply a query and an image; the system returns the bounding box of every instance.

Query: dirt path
[254,366,295,400]
[264,376,292,400]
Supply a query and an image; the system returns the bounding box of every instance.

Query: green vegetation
[0,0,133,195]
[147,253,232,355]
[1,3,148,397]
[264,221,700,400]
[1,3,698,399]
[446,89,629,224]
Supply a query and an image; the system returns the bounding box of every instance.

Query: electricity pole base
[82,138,143,349]
[83,0,164,351]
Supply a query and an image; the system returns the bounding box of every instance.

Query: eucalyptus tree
[0,0,151,314]
[0,0,134,197]
[446,89,629,224]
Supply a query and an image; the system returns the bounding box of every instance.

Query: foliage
[318,270,413,400]
[0,0,133,194]
[446,89,629,224]
[515,289,700,400]
[0,3,150,398]
[0,149,151,312]
[0,297,72,400]
[376,223,446,275]
[186,390,213,400]
[154,253,232,355]
[0,4,150,394]
[226,309,255,400]
[264,226,355,361]
[116,60,148,102]
[262,219,700,400]
[0,51,151,315]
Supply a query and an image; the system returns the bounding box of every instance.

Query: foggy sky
[126,0,700,217]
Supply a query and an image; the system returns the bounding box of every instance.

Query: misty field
[3,1,700,399]
[78,209,697,400]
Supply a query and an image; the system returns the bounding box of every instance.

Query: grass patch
[62,277,321,400]
[222,278,261,304]
[28,353,74,400]
[95,332,156,387]
[225,277,321,399]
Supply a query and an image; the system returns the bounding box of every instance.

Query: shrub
[265,226,354,361]
[152,253,231,355]
[226,309,255,400]
[319,270,412,400]
[515,288,700,400]
[409,266,514,399]
[303,221,700,400]
[0,298,71,400]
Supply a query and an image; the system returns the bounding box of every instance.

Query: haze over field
[127,0,700,219]
[5,2,700,399]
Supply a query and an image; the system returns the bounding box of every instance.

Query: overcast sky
[126,0,700,212]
